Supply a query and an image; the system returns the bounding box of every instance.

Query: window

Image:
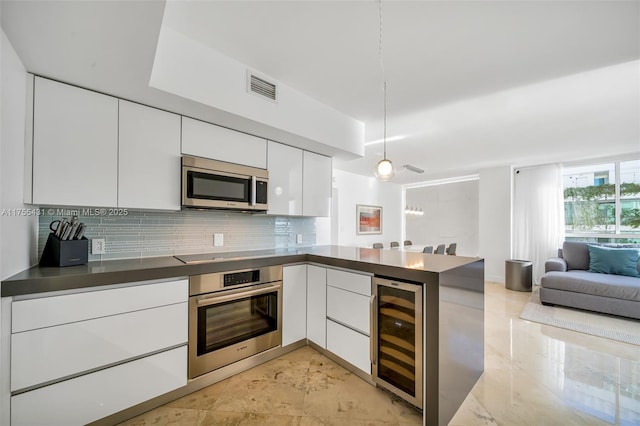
[620,160,640,234]
[563,159,640,242]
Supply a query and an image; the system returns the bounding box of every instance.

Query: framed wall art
[357,204,382,234]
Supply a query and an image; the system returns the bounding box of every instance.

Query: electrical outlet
[92,238,106,255]
[214,233,224,247]
[296,234,303,244]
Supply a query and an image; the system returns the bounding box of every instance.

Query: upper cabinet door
[267,142,303,216]
[118,101,181,210]
[303,151,332,217]
[181,117,267,169]
[32,77,118,207]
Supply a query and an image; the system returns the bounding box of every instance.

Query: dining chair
[390,241,400,248]
[372,243,383,249]
[446,243,457,256]
[422,246,433,254]
[435,244,445,254]
[403,240,412,246]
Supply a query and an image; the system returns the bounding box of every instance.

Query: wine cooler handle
[370,293,377,365]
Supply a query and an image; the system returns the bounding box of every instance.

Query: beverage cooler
[371,276,423,409]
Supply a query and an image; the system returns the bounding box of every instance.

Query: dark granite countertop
[1,245,482,297]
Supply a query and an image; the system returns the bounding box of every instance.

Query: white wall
[405,180,479,256]
[1,29,37,280]
[1,27,38,426]
[150,24,364,159]
[479,166,512,283]
[332,169,403,247]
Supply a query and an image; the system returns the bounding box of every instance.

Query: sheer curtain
[513,164,565,284]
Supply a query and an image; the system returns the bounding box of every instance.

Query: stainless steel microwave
[181,156,268,211]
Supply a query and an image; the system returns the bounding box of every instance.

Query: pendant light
[373,0,394,181]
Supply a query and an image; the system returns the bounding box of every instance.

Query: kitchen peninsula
[1,246,484,426]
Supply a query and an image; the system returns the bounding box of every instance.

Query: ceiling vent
[247,71,278,102]
[404,164,424,174]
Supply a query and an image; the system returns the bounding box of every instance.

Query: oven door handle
[195,282,280,307]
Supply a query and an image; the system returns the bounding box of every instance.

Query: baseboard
[485,274,504,284]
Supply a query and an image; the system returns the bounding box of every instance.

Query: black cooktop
[173,248,304,264]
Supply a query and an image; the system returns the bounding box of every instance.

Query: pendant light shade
[375,159,395,181]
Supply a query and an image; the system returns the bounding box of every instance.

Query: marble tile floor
[450,282,640,426]
[120,345,423,426]
[120,282,640,425]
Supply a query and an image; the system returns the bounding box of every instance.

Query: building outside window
[563,159,640,243]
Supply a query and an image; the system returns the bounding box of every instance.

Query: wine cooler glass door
[372,277,423,409]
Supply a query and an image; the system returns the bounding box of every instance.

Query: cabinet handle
[370,293,377,365]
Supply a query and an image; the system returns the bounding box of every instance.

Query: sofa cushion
[562,241,590,270]
[541,270,640,302]
[588,245,640,278]
[603,244,640,274]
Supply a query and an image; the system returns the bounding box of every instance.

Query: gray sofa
[540,241,640,320]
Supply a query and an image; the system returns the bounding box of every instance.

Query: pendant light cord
[378,0,387,161]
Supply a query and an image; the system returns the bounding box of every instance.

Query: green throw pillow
[587,245,640,278]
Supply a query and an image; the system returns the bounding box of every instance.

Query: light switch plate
[92,238,106,254]
[296,234,303,244]
[214,233,224,247]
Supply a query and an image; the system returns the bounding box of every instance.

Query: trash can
[505,259,532,292]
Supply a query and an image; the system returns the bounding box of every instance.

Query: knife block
[39,233,89,267]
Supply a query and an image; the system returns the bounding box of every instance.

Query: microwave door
[185,170,252,209]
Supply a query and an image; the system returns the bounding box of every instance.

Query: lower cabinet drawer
[11,302,187,392]
[326,268,371,296]
[326,286,370,335]
[11,346,187,426]
[12,278,188,333]
[326,319,371,375]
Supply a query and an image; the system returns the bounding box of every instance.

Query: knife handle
[74,224,86,240]
[67,223,79,240]
[55,218,67,238]
[61,223,72,240]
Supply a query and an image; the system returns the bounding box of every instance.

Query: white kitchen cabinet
[182,117,267,169]
[326,268,371,334]
[327,319,371,374]
[302,151,332,217]
[11,302,187,392]
[326,286,370,335]
[12,278,188,333]
[10,278,188,425]
[118,100,181,210]
[325,267,371,374]
[267,141,303,216]
[11,346,186,426]
[327,268,372,297]
[282,264,307,346]
[32,76,118,207]
[306,265,327,348]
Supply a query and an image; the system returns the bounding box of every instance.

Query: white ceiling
[2,1,639,184]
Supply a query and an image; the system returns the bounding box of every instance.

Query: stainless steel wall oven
[188,266,282,379]
[371,276,423,408]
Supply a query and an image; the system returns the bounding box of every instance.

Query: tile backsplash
[38,208,317,261]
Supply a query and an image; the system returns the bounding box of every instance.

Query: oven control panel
[189,265,282,296]
[223,270,260,286]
